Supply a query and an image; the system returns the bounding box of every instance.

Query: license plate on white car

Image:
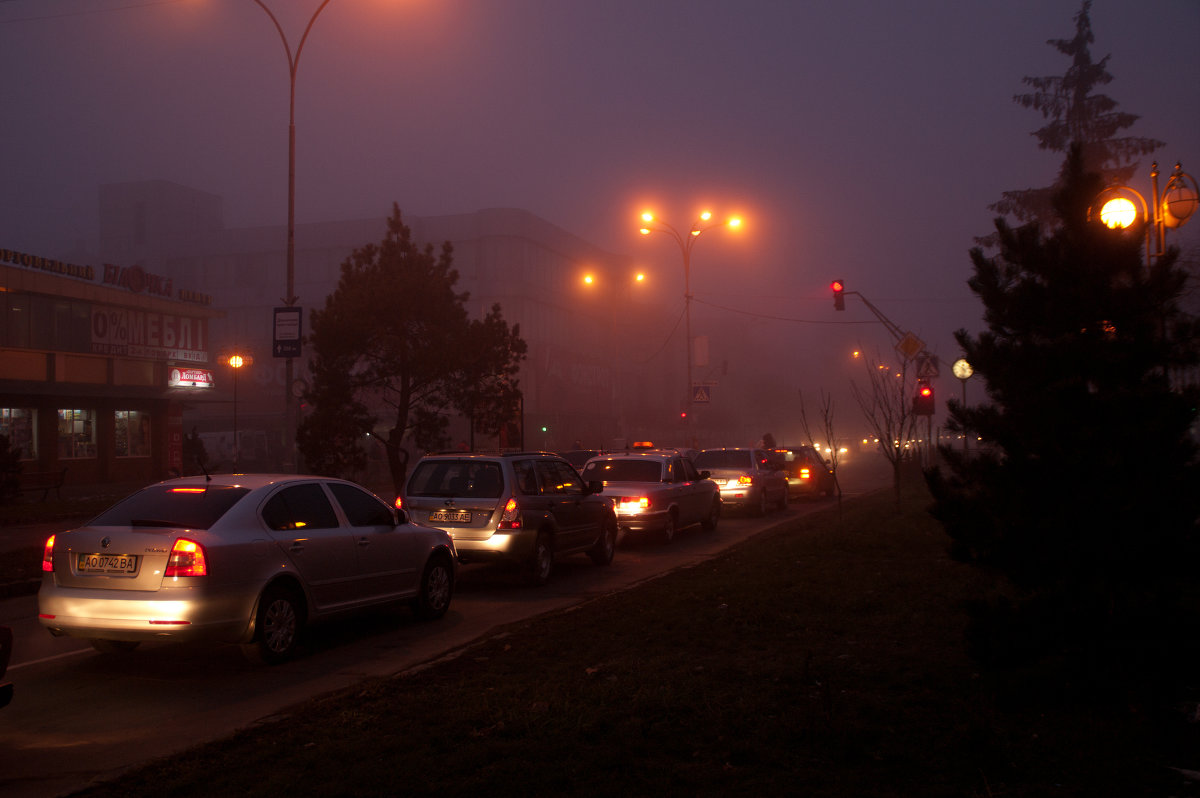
[77,553,139,575]
[429,509,471,523]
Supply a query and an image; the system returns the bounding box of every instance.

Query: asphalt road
[0,457,891,797]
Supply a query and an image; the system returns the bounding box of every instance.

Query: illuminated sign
[168,367,215,389]
[91,308,208,362]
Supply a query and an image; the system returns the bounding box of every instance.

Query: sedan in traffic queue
[692,447,788,516]
[579,450,720,543]
[38,474,457,664]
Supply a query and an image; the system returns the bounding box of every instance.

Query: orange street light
[224,353,253,468]
[1092,161,1198,266]
[638,209,743,418]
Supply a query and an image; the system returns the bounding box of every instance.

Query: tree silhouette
[297,205,526,496]
[984,1,1163,240]
[928,147,1200,704]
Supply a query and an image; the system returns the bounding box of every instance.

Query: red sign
[168,367,215,388]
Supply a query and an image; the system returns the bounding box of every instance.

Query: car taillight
[618,497,650,513]
[499,497,521,529]
[737,475,754,486]
[799,467,811,480]
[165,538,207,577]
[393,496,404,511]
[42,535,55,572]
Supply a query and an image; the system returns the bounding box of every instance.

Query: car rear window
[581,459,662,483]
[89,485,250,529]
[408,460,505,499]
[693,450,752,470]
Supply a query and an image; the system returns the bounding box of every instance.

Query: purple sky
[3,0,1198,376]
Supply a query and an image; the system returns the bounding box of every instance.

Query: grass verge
[65,480,1200,796]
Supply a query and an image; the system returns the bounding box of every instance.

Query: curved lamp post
[638,211,741,420]
[251,0,337,470]
[1092,161,1198,267]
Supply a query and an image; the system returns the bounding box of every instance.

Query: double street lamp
[1093,161,1198,266]
[639,210,742,420]
[251,0,337,470]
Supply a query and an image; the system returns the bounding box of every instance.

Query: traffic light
[913,379,935,416]
[832,279,845,311]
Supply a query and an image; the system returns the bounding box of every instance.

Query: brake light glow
[394,496,404,511]
[499,497,522,529]
[799,467,811,481]
[165,538,207,577]
[170,487,208,493]
[737,475,754,486]
[42,535,55,572]
[617,496,650,514]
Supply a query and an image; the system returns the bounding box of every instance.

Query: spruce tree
[927,146,1200,705]
[985,1,1163,239]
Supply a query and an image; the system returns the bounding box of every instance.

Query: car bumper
[37,578,258,644]
[614,508,672,534]
[447,528,536,564]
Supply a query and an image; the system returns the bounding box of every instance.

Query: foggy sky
[3,0,1198,382]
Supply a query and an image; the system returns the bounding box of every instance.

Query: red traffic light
[832,279,845,311]
[913,379,935,415]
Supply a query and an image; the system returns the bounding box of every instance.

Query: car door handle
[356,536,371,547]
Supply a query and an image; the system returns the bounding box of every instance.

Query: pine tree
[928,146,1200,704]
[297,205,526,496]
[985,1,1163,238]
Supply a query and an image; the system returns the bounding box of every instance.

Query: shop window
[115,410,151,457]
[0,408,37,460]
[58,409,96,459]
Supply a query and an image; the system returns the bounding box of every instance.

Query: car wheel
[526,532,554,586]
[776,485,789,510]
[755,489,768,516]
[661,512,678,544]
[700,498,720,532]
[588,516,617,565]
[412,553,454,620]
[89,639,139,654]
[242,584,304,665]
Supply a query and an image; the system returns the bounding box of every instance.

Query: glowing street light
[638,209,743,419]
[224,353,253,468]
[1092,161,1198,266]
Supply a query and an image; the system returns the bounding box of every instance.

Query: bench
[18,467,68,502]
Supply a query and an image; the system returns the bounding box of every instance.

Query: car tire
[776,486,789,511]
[526,532,554,586]
[242,584,304,665]
[755,489,768,516]
[700,498,719,532]
[412,553,454,621]
[661,512,677,544]
[588,516,617,565]
[89,639,139,654]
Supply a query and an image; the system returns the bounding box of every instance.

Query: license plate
[429,510,471,523]
[77,553,139,575]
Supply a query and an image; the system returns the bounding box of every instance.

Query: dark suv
[403,452,618,585]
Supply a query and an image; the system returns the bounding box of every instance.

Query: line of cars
[32,444,834,667]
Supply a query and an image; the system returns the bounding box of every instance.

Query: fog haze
[3,0,1198,430]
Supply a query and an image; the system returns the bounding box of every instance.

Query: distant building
[95,181,675,472]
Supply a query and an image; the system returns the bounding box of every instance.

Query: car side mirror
[699,470,711,479]
[586,480,604,495]
[393,507,408,526]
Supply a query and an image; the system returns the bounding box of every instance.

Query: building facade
[0,248,223,491]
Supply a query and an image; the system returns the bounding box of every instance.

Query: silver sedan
[38,474,456,664]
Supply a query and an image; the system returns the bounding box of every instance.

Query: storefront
[0,248,222,491]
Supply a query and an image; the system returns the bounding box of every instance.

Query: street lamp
[224,353,253,468]
[1092,161,1198,267]
[638,210,742,421]
[251,0,338,471]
